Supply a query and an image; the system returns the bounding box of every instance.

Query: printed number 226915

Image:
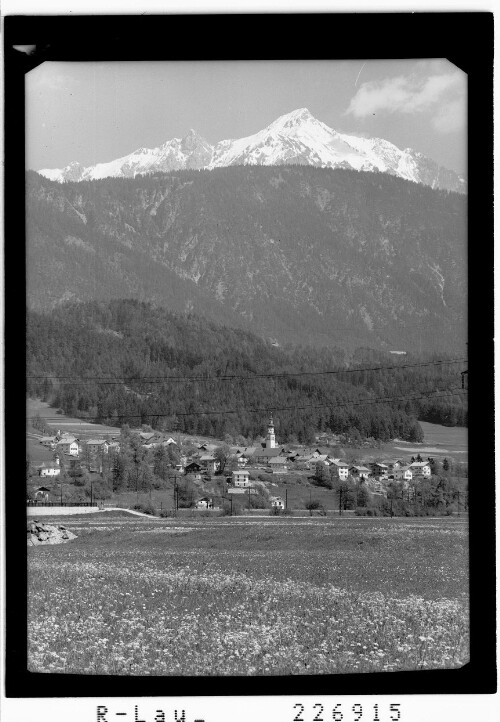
[293,703,402,722]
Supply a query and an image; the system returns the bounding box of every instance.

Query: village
[27,413,460,514]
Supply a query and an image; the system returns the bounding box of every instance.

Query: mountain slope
[29,300,466,441]
[37,108,466,193]
[26,165,467,354]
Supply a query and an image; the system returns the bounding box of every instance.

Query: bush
[219,504,242,516]
[159,509,177,518]
[197,509,217,517]
[269,507,293,516]
[249,494,268,509]
[304,499,323,511]
[355,506,381,517]
[132,502,156,516]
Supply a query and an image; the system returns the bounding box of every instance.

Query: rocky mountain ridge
[27,165,467,353]
[38,108,466,194]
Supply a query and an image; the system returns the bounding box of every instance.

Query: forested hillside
[27,165,467,353]
[27,301,467,441]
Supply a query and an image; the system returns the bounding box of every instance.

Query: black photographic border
[4,10,495,699]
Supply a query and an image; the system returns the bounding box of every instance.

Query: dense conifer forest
[27,301,467,442]
[27,165,466,352]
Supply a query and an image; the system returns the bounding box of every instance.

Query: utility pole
[173,476,178,511]
[60,478,63,505]
[285,488,288,510]
[90,477,93,506]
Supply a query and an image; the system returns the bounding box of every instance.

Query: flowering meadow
[28,514,469,675]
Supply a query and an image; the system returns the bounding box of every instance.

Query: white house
[269,495,285,509]
[394,466,413,482]
[38,463,61,477]
[232,469,252,487]
[409,461,431,478]
[56,437,79,456]
[329,459,349,480]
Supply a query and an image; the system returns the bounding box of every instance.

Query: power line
[26,358,467,385]
[26,387,467,422]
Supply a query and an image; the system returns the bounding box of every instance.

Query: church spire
[265,413,277,449]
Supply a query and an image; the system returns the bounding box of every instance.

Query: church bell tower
[265,414,277,449]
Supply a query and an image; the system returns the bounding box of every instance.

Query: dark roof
[255,447,282,458]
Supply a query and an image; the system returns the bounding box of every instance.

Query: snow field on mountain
[37,108,466,193]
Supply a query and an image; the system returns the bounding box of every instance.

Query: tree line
[27,300,466,444]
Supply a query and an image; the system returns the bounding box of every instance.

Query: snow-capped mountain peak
[36,108,466,193]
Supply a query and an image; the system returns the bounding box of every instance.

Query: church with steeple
[255,413,285,463]
[264,414,277,449]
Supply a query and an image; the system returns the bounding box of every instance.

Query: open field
[28,513,468,676]
[334,421,467,464]
[416,421,467,455]
[27,398,121,438]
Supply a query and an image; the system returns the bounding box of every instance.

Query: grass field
[27,398,121,438]
[28,514,468,676]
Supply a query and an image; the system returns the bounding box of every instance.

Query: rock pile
[27,520,77,545]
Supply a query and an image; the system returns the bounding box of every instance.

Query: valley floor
[28,513,469,676]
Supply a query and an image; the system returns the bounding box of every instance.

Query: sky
[26,58,467,175]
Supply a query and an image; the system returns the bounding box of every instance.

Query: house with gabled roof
[196,496,214,509]
[139,431,156,442]
[56,437,79,456]
[199,455,220,474]
[394,466,413,482]
[38,462,61,477]
[185,461,202,475]
[86,439,109,455]
[349,465,370,480]
[269,495,285,509]
[329,459,349,480]
[409,461,431,478]
[39,436,57,448]
[198,442,218,453]
[372,462,389,476]
[269,456,288,473]
[254,447,284,464]
[232,469,252,487]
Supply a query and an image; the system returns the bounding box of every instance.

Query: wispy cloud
[345,64,466,134]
